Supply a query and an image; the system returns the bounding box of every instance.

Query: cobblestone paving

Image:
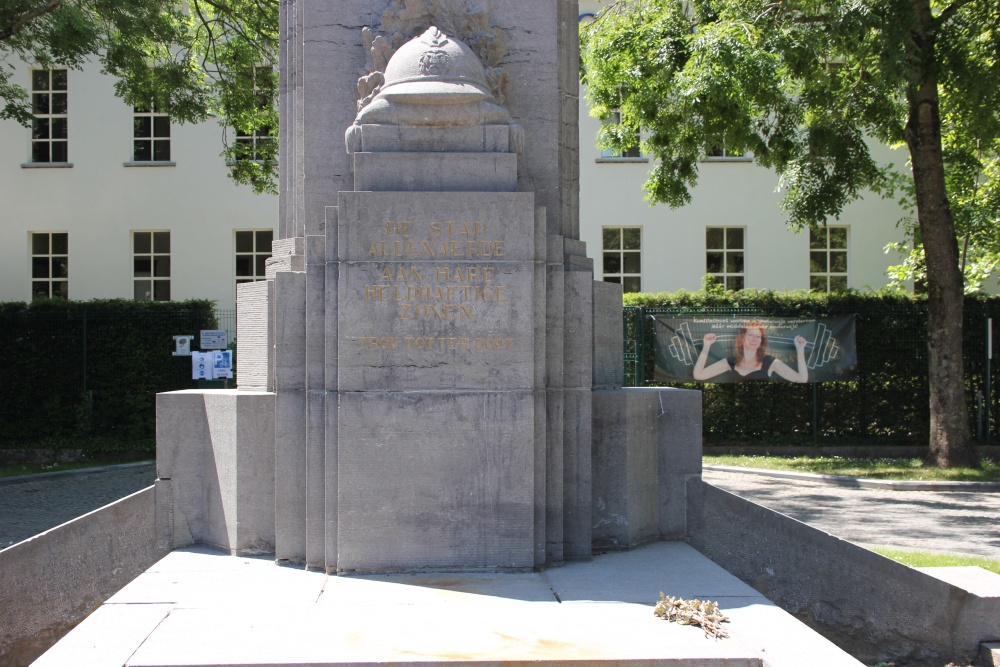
[0,463,156,549]
[704,469,1000,560]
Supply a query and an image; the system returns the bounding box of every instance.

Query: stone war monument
[155,0,702,573]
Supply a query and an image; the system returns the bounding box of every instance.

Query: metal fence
[624,300,999,445]
[215,309,237,346]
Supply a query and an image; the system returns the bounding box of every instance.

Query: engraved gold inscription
[359,220,518,352]
[359,336,514,351]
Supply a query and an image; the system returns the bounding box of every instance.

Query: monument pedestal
[155,3,703,573]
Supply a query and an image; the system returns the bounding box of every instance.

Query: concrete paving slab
[545,542,760,602]
[319,571,558,605]
[30,603,172,667]
[31,542,862,667]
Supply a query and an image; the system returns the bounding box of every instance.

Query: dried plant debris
[653,593,730,639]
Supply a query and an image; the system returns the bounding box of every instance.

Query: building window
[706,227,745,290]
[235,229,273,285]
[31,68,68,163]
[810,226,848,292]
[235,126,274,162]
[704,143,748,160]
[30,232,68,299]
[602,227,641,293]
[133,231,170,301]
[234,67,276,162]
[133,104,171,162]
[599,110,641,159]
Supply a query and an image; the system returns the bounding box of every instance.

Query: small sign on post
[192,352,214,380]
[173,335,195,356]
[200,330,228,350]
[213,350,233,379]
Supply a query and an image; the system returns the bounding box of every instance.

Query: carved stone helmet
[379,26,494,104]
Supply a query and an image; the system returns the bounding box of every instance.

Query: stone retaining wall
[690,481,1000,665]
[0,485,169,667]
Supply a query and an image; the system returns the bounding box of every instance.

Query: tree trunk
[905,0,979,468]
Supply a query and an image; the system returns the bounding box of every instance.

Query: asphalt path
[3,462,997,563]
[0,462,156,549]
[704,467,1000,560]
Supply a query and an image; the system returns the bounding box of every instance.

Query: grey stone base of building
[155,386,703,570]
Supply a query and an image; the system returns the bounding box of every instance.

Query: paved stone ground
[704,468,1000,561]
[4,463,998,565]
[0,463,155,549]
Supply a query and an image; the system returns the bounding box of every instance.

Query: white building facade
[577,0,909,297]
[0,63,278,311]
[0,3,910,311]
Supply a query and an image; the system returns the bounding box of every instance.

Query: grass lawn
[703,455,1000,483]
[870,547,1000,576]
[0,457,152,479]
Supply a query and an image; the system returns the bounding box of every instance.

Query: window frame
[706,226,746,291]
[231,66,278,164]
[809,225,849,292]
[27,68,69,166]
[702,143,752,162]
[29,232,69,300]
[132,230,171,301]
[596,109,646,163]
[234,228,274,290]
[601,226,642,293]
[128,103,174,166]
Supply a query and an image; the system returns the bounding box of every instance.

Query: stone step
[983,642,1000,667]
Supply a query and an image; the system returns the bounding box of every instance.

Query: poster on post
[652,315,857,383]
[192,352,214,380]
[213,350,233,379]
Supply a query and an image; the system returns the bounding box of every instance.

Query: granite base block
[155,390,275,554]
[336,390,536,572]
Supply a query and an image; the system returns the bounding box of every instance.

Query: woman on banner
[693,321,809,382]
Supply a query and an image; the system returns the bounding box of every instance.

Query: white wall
[0,60,277,311]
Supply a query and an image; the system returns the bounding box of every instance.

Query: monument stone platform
[30,541,863,667]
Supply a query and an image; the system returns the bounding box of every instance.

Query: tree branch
[0,0,62,43]
[933,0,975,30]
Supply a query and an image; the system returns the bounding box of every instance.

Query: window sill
[225,160,274,166]
[595,157,649,164]
[21,162,73,169]
[124,161,177,167]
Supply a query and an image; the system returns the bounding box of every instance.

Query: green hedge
[624,289,1000,445]
[0,299,217,449]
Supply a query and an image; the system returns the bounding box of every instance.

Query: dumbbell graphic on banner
[663,320,840,370]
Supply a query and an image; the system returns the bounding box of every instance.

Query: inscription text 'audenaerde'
[357,219,519,346]
[370,220,505,258]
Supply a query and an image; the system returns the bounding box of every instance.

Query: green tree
[581,0,1000,467]
[1,0,277,193]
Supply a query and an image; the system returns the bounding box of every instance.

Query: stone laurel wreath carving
[357,0,509,110]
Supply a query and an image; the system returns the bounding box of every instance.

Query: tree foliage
[582,0,1000,467]
[1,0,278,192]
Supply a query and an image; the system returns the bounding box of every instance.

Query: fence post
[987,313,992,445]
[812,306,818,443]
[638,307,646,386]
[82,307,87,395]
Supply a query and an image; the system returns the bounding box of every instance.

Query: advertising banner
[652,315,857,383]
